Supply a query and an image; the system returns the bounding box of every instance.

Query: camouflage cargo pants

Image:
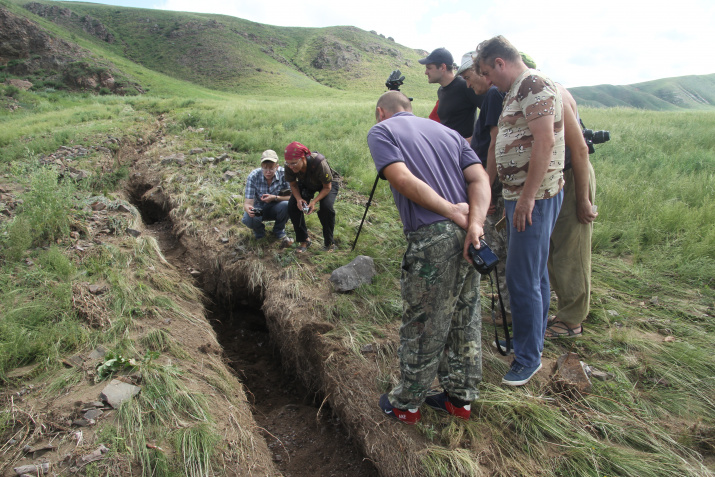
[388,221,482,410]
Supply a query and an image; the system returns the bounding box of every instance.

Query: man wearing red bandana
[284,141,340,253]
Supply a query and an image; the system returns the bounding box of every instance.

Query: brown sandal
[295,239,312,253]
[545,320,583,339]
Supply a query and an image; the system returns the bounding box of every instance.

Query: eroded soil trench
[135,203,378,476]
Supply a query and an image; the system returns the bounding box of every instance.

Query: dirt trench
[129,181,380,477]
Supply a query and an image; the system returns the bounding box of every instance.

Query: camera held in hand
[468,240,499,275]
[583,128,610,154]
[251,207,263,217]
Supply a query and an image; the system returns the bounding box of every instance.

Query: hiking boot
[280,236,294,249]
[378,394,420,425]
[502,360,542,386]
[424,392,471,420]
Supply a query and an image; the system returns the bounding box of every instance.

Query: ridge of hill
[2,0,714,108]
[568,74,715,110]
[6,0,436,99]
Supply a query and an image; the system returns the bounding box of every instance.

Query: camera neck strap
[487,267,511,356]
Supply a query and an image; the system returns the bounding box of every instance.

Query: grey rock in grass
[223,171,238,181]
[84,409,103,420]
[329,255,376,292]
[88,346,107,361]
[81,444,110,464]
[100,379,141,409]
[126,228,142,238]
[13,462,50,475]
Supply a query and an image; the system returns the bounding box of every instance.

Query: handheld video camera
[583,128,610,154]
[251,207,263,217]
[385,70,405,91]
[468,240,499,276]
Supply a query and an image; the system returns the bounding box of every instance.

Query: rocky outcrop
[0,7,73,65]
[311,41,361,70]
[23,2,115,43]
[0,7,140,94]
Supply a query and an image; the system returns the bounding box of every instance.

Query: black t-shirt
[470,86,505,165]
[469,86,505,202]
[437,75,484,138]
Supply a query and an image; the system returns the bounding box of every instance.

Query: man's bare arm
[462,163,491,261]
[559,85,597,224]
[243,198,255,216]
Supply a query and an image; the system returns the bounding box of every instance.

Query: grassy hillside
[4,0,714,109]
[570,74,715,110]
[7,0,437,100]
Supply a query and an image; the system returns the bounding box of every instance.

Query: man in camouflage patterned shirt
[476,36,565,386]
[367,91,491,424]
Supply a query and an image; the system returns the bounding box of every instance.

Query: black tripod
[351,70,408,251]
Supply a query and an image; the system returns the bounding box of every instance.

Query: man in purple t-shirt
[367,91,491,424]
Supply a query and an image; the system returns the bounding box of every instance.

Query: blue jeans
[504,192,563,368]
[241,200,290,238]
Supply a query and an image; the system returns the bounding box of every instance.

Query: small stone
[62,355,85,368]
[220,237,229,244]
[88,346,108,360]
[91,202,107,212]
[223,171,238,181]
[273,454,283,462]
[189,269,201,277]
[189,148,204,155]
[607,310,619,316]
[81,444,110,463]
[84,409,103,420]
[100,379,141,408]
[663,335,676,342]
[13,463,50,475]
[590,369,614,381]
[70,231,80,240]
[552,352,592,393]
[650,296,659,305]
[126,228,141,238]
[88,284,106,295]
[360,344,375,354]
[116,204,132,213]
[72,418,94,427]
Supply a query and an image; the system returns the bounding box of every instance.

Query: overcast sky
[62,0,715,87]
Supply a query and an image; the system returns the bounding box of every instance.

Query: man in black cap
[419,47,483,141]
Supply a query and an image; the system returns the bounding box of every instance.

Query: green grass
[1,65,714,475]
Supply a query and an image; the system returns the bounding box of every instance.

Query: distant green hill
[570,74,715,110]
[6,0,437,99]
[3,0,714,109]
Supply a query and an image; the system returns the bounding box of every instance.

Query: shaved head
[376,91,412,115]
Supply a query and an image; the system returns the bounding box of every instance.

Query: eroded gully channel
[133,196,379,477]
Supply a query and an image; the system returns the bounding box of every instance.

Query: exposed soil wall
[128,169,434,477]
